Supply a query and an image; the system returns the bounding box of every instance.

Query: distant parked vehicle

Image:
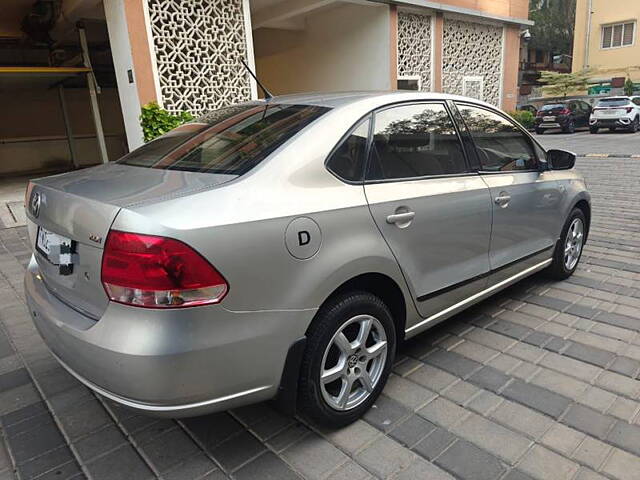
[517,104,538,116]
[589,97,640,134]
[535,100,592,134]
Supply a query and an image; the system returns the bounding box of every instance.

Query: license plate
[543,116,556,121]
[36,227,73,266]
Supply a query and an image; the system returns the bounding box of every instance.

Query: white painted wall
[254,3,391,94]
[104,0,145,150]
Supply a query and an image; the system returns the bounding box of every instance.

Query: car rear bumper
[535,116,570,130]
[25,256,314,417]
[589,117,632,127]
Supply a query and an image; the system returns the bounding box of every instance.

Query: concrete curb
[579,154,640,158]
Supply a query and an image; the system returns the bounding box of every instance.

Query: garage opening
[0,1,127,180]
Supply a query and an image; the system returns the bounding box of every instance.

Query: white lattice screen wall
[147,0,252,115]
[397,11,432,92]
[442,18,503,105]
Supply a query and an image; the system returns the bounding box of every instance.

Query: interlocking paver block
[501,379,570,418]
[392,457,454,480]
[518,445,579,480]
[434,440,506,480]
[234,452,301,480]
[363,394,410,432]
[417,397,468,428]
[211,431,266,472]
[413,428,456,460]
[85,444,153,480]
[320,419,380,453]
[451,413,530,464]
[572,436,611,470]
[388,415,436,448]
[355,435,414,478]
[489,400,554,440]
[422,349,481,379]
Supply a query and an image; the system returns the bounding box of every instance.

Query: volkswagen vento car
[24,92,590,426]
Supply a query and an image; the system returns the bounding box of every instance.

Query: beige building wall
[573,0,640,81]
[254,3,392,94]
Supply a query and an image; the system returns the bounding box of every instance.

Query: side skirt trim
[416,245,553,303]
[406,258,552,334]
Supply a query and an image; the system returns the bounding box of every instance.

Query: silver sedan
[24,92,590,426]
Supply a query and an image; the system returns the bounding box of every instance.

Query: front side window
[326,118,370,182]
[457,104,537,172]
[602,22,635,48]
[119,104,330,175]
[367,103,467,180]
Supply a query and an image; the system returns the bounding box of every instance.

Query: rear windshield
[597,98,631,107]
[540,104,565,111]
[119,103,329,175]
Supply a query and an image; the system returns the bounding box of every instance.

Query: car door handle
[494,195,511,205]
[386,212,415,224]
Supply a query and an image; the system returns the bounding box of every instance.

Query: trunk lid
[27,163,236,319]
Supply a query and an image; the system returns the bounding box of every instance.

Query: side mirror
[547,149,576,170]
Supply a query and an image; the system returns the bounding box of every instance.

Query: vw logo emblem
[30,192,41,218]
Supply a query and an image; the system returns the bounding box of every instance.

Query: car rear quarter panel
[113,104,420,328]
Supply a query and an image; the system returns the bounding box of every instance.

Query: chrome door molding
[406,256,553,336]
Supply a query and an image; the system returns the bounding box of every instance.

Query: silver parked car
[24,92,590,426]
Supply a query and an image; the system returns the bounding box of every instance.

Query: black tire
[298,291,396,427]
[590,127,599,134]
[547,208,587,280]
[562,120,575,134]
[629,118,639,133]
[535,127,544,135]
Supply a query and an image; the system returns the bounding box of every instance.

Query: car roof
[255,91,497,110]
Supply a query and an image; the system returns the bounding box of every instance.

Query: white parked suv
[589,96,640,133]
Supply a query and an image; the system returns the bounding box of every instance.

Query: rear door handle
[386,212,415,224]
[494,194,511,206]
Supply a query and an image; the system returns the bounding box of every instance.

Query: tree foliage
[528,0,576,55]
[538,69,592,97]
[509,110,535,130]
[624,78,635,96]
[140,102,193,142]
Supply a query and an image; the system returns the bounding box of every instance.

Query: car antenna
[240,58,273,101]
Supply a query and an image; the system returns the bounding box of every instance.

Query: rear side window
[457,104,537,172]
[326,118,370,182]
[119,104,329,175]
[367,103,467,180]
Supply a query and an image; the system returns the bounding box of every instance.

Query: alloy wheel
[564,218,584,271]
[320,314,388,411]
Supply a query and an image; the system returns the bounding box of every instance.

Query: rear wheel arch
[311,272,407,344]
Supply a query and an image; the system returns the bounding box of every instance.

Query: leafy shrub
[140,102,193,142]
[509,110,535,130]
[624,77,635,97]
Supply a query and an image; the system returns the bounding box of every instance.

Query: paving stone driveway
[0,157,639,480]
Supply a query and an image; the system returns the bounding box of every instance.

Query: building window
[601,22,635,49]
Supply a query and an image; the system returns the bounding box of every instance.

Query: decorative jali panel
[147,0,252,116]
[397,11,432,91]
[442,19,503,105]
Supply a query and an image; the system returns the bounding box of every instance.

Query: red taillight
[626,107,633,113]
[536,111,544,117]
[101,231,228,308]
[559,109,571,115]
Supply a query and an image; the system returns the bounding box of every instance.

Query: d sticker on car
[285,217,321,260]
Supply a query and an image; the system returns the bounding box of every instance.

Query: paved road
[0,157,639,480]
[534,130,640,156]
